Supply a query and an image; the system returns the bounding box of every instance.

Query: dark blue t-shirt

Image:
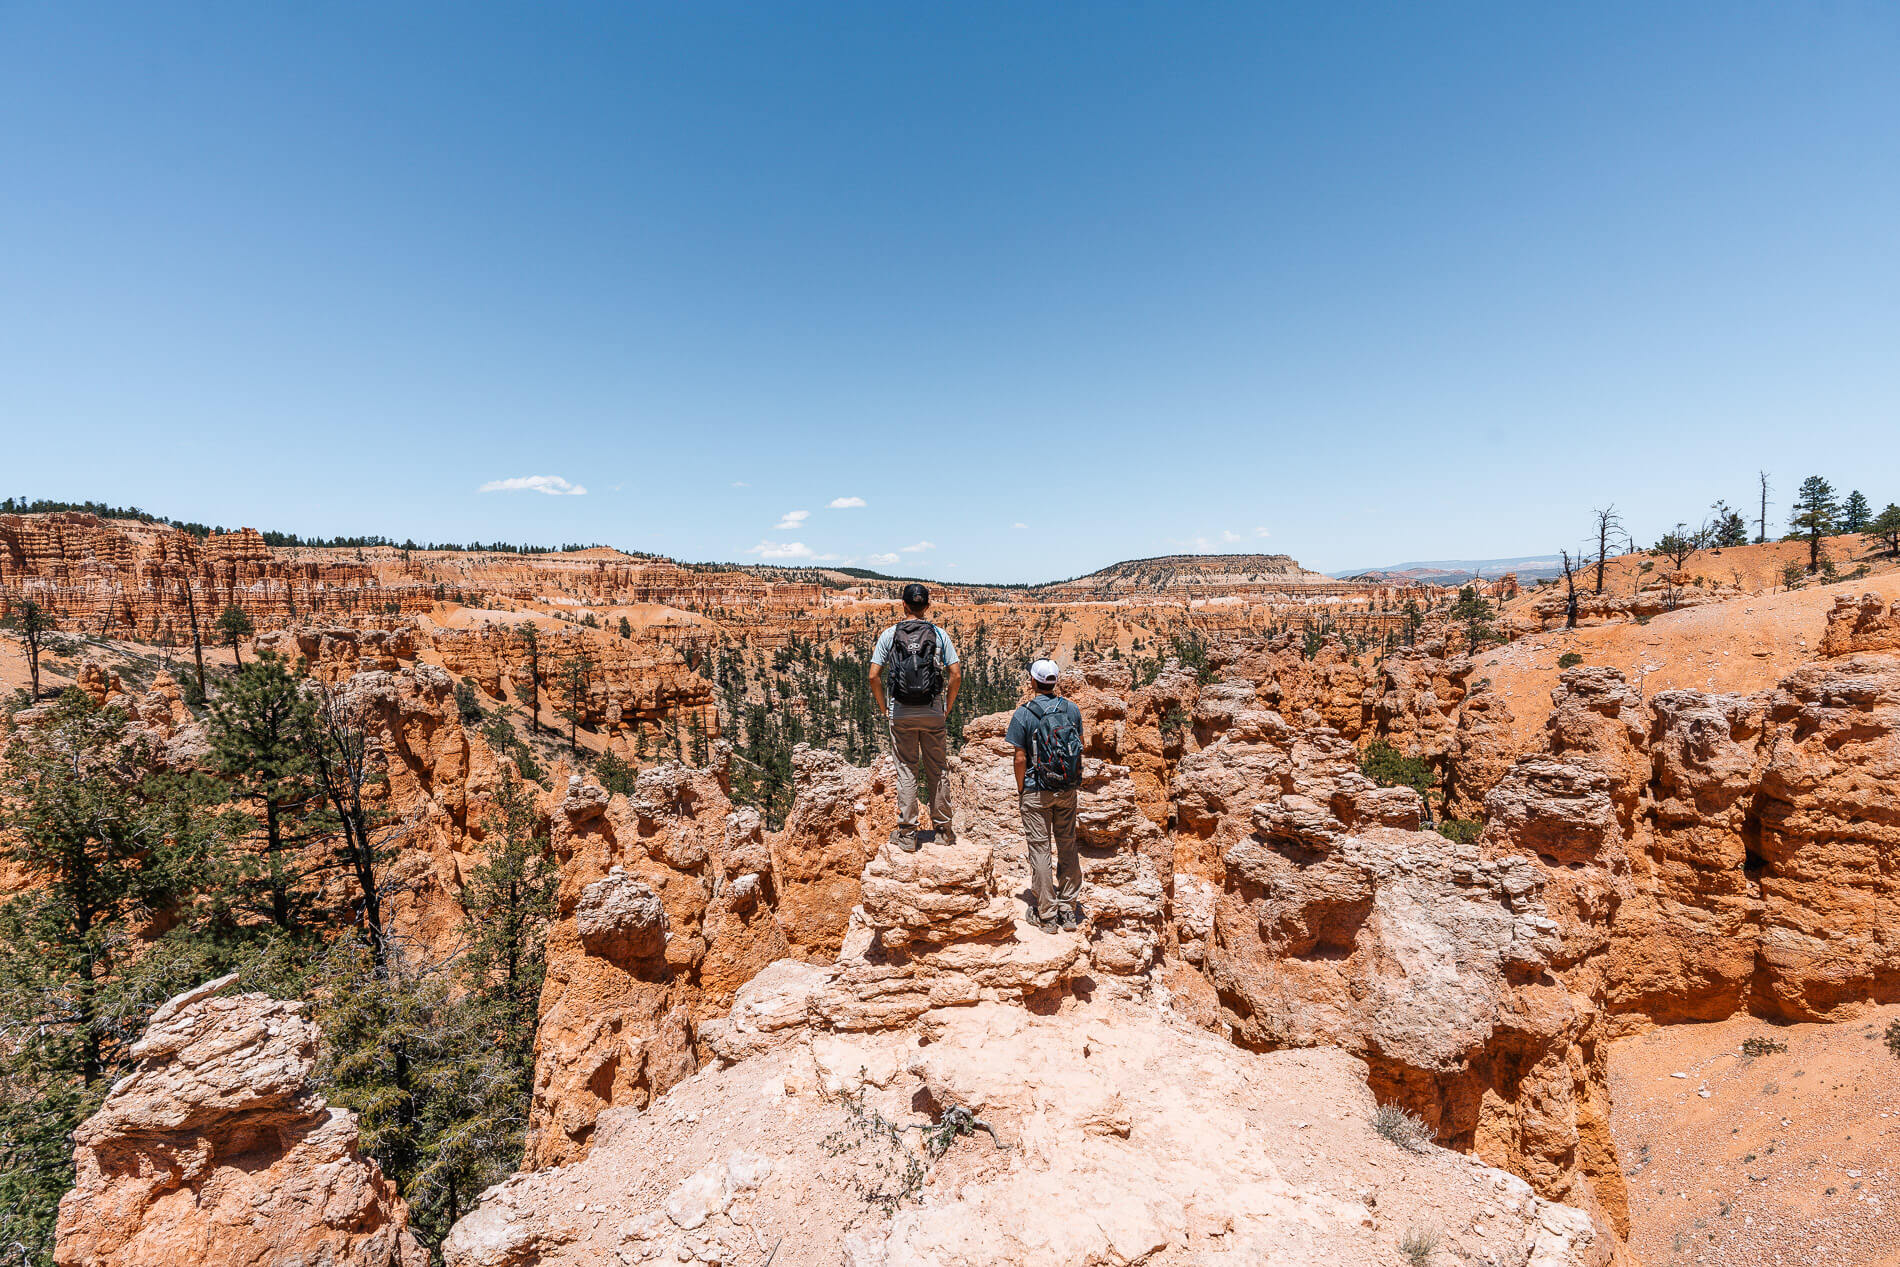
[1005,694,1083,791]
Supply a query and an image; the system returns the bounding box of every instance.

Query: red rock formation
[252,624,419,681]
[1822,591,1900,657]
[54,975,425,1267]
[525,758,792,1167]
[429,621,719,743]
[1166,691,1629,1239]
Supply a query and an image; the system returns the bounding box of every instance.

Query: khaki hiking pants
[886,711,951,833]
[1020,788,1080,921]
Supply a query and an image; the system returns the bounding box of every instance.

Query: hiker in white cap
[1004,659,1086,932]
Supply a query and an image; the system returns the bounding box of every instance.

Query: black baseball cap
[901,583,930,607]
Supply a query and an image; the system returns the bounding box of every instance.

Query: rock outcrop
[448,837,1605,1267]
[1822,591,1900,657]
[1170,700,1627,1237]
[1478,644,1900,1027]
[54,975,425,1267]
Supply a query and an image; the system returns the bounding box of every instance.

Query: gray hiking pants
[887,711,951,833]
[1020,788,1080,921]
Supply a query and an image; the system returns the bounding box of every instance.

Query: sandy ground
[1610,1004,1900,1267]
[1472,569,1900,752]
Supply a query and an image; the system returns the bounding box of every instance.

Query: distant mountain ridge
[1327,554,1566,585]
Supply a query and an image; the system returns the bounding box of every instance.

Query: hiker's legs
[1020,790,1058,921]
[1052,790,1081,911]
[888,716,923,830]
[916,721,951,835]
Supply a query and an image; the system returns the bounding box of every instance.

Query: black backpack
[887,620,944,705]
[1023,695,1084,789]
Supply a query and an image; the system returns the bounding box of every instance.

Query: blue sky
[3,4,1896,582]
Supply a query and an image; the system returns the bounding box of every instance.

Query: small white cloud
[773,509,810,531]
[746,540,814,560]
[898,540,935,553]
[1220,530,1241,544]
[1011,522,1027,530]
[732,481,750,488]
[867,552,900,566]
[479,475,588,496]
[1255,526,1271,538]
[813,552,841,561]
[828,496,866,509]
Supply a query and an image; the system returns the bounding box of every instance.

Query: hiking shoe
[1036,916,1061,935]
[1058,906,1084,931]
[935,826,957,847]
[889,828,920,853]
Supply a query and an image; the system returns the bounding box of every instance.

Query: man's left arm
[940,631,961,714]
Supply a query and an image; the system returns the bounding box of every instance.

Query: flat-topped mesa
[54,975,425,1267]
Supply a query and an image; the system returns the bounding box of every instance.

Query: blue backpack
[1024,696,1083,790]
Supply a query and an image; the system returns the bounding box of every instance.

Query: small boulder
[577,869,669,962]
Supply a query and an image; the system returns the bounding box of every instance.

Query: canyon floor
[1611,1005,1900,1266]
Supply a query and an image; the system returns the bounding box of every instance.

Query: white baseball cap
[1029,659,1061,684]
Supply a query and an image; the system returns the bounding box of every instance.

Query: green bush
[594,750,638,797]
[453,679,485,724]
[1557,652,1583,670]
[1435,818,1484,844]
[1360,740,1435,799]
[1158,706,1190,740]
[1169,634,1218,685]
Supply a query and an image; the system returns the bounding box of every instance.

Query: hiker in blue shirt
[868,583,961,852]
[1004,659,1086,932]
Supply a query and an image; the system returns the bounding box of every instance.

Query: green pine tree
[1788,475,1840,572]
[556,652,595,753]
[313,935,513,1251]
[1870,503,1900,558]
[1842,489,1872,534]
[516,623,543,735]
[1,599,55,701]
[0,691,226,1264]
[215,604,255,668]
[207,655,329,936]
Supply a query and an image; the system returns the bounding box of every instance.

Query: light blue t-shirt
[872,622,959,717]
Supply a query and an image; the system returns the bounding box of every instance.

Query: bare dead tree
[1558,549,1581,630]
[1757,470,1772,545]
[1591,505,1624,594]
[307,682,408,966]
[178,578,207,699]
